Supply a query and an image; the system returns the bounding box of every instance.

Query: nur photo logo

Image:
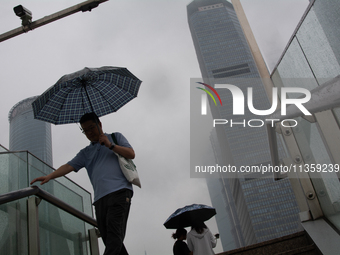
[196,82,312,128]
[196,82,222,115]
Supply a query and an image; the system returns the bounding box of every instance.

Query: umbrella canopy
[32,66,142,125]
[164,204,216,229]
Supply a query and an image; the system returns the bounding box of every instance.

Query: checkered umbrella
[32,66,142,125]
[163,204,216,229]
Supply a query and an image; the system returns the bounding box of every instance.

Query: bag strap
[111,133,118,145]
[111,133,134,164]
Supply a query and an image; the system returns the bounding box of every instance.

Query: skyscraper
[8,96,53,166]
[188,0,272,166]
[187,0,301,250]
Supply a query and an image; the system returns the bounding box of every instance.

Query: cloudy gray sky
[0,0,308,254]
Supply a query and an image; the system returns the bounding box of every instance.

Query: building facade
[187,0,301,250]
[8,96,53,167]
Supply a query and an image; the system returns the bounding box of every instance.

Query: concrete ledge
[216,231,316,255]
[302,218,340,255]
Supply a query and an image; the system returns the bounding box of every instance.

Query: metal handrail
[0,186,97,227]
[0,150,93,198]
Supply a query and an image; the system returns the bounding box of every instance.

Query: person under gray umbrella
[31,112,135,255]
[164,204,219,255]
[172,228,192,255]
[30,66,142,254]
[187,221,219,255]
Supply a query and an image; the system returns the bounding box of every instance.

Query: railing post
[1,187,99,255]
[27,197,40,255]
[88,228,100,255]
[278,124,323,220]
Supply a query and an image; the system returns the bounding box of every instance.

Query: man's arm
[112,145,135,159]
[99,134,135,159]
[30,164,75,185]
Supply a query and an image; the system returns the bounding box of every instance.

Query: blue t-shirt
[67,132,133,202]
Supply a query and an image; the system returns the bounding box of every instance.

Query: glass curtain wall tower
[9,96,53,167]
[187,0,301,250]
[187,0,272,168]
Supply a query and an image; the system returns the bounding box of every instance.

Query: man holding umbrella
[31,112,135,255]
[30,66,142,254]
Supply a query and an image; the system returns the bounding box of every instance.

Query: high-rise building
[187,0,273,167]
[8,96,53,167]
[187,0,301,250]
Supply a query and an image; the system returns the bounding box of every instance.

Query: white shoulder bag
[111,133,141,188]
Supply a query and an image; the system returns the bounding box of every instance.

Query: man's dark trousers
[94,189,133,255]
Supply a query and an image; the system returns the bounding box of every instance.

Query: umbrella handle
[82,82,105,145]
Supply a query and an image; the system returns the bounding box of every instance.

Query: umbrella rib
[82,81,95,113]
[81,89,87,117]
[92,83,115,112]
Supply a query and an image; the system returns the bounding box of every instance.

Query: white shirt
[187,228,217,255]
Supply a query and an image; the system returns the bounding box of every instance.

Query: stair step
[275,244,320,255]
[216,231,318,255]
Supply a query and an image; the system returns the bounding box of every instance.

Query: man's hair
[79,112,100,124]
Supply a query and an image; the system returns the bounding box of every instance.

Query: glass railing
[269,0,340,235]
[0,149,96,255]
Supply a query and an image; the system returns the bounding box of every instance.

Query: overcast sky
[0,0,309,254]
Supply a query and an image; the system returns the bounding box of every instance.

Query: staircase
[216,231,322,255]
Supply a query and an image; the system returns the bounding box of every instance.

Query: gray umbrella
[164,204,216,229]
[32,66,142,125]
